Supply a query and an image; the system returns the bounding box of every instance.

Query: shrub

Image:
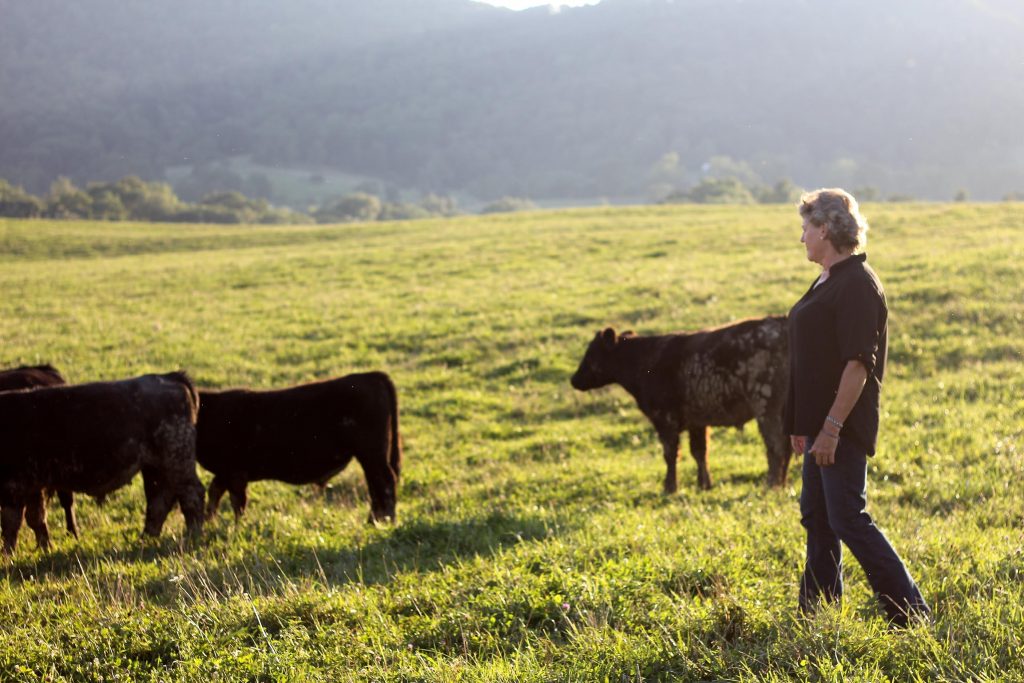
[480,196,538,214]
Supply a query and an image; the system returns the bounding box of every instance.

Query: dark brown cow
[570,316,790,493]
[0,364,80,539]
[0,372,205,553]
[197,372,402,524]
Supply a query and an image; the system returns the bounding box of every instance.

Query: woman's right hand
[790,435,807,454]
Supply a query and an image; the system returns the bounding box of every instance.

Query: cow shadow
[262,512,560,588]
[127,512,562,601]
[1,511,563,605]
[1,534,195,585]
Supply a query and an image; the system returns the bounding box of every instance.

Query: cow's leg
[57,490,78,538]
[25,490,51,551]
[757,414,791,487]
[358,448,397,523]
[206,476,228,520]
[174,473,206,538]
[1,505,25,555]
[655,426,680,495]
[227,481,249,520]
[688,426,713,490]
[148,418,203,539]
[142,465,176,537]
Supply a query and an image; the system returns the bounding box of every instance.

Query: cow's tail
[168,370,200,422]
[380,372,402,480]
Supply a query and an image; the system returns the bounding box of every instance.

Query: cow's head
[570,327,630,391]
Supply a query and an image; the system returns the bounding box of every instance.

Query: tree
[379,202,431,221]
[662,177,756,205]
[757,178,803,204]
[314,193,382,223]
[0,179,44,218]
[86,187,129,220]
[479,196,537,214]
[703,156,763,188]
[111,176,182,220]
[200,191,268,213]
[45,177,92,219]
[191,191,283,223]
[419,193,459,216]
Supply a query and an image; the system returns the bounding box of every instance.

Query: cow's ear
[601,327,617,346]
[621,330,635,338]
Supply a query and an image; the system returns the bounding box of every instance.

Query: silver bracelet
[825,415,844,430]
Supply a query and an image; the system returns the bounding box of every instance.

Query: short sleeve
[834,274,885,377]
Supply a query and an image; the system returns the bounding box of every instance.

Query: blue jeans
[799,438,930,626]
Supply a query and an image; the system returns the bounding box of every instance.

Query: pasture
[1,204,1022,681]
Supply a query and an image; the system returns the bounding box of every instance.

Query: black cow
[0,364,80,539]
[570,317,790,493]
[0,372,205,552]
[197,372,402,524]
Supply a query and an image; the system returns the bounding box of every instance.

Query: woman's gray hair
[798,188,869,254]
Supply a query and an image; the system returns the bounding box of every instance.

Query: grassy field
[0,203,1022,681]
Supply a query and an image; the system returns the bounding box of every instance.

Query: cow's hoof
[367,513,395,526]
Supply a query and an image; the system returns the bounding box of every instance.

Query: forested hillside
[2,0,1022,202]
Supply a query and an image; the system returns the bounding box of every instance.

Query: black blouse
[784,253,887,455]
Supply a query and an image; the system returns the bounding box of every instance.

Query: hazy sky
[475,0,600,9]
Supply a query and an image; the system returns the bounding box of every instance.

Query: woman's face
[800,217,830,265]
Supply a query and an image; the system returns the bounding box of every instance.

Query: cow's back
[197,372,394,482]
[655,316,788,427]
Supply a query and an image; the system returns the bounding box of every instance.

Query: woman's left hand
[809,431,839,466]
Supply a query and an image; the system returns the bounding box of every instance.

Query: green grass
[1,203,1022,681]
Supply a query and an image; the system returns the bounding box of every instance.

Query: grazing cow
[0,372,205,553]
[0,364,80,540]
[197,372,402,524]
[570,317,790,493]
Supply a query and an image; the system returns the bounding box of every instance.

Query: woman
[785,188,930,627]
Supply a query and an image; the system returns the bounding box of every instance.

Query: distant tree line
[660,178,805,205]
[657,176,995,205]
[0,176,309,224]
[0,176,543,224]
